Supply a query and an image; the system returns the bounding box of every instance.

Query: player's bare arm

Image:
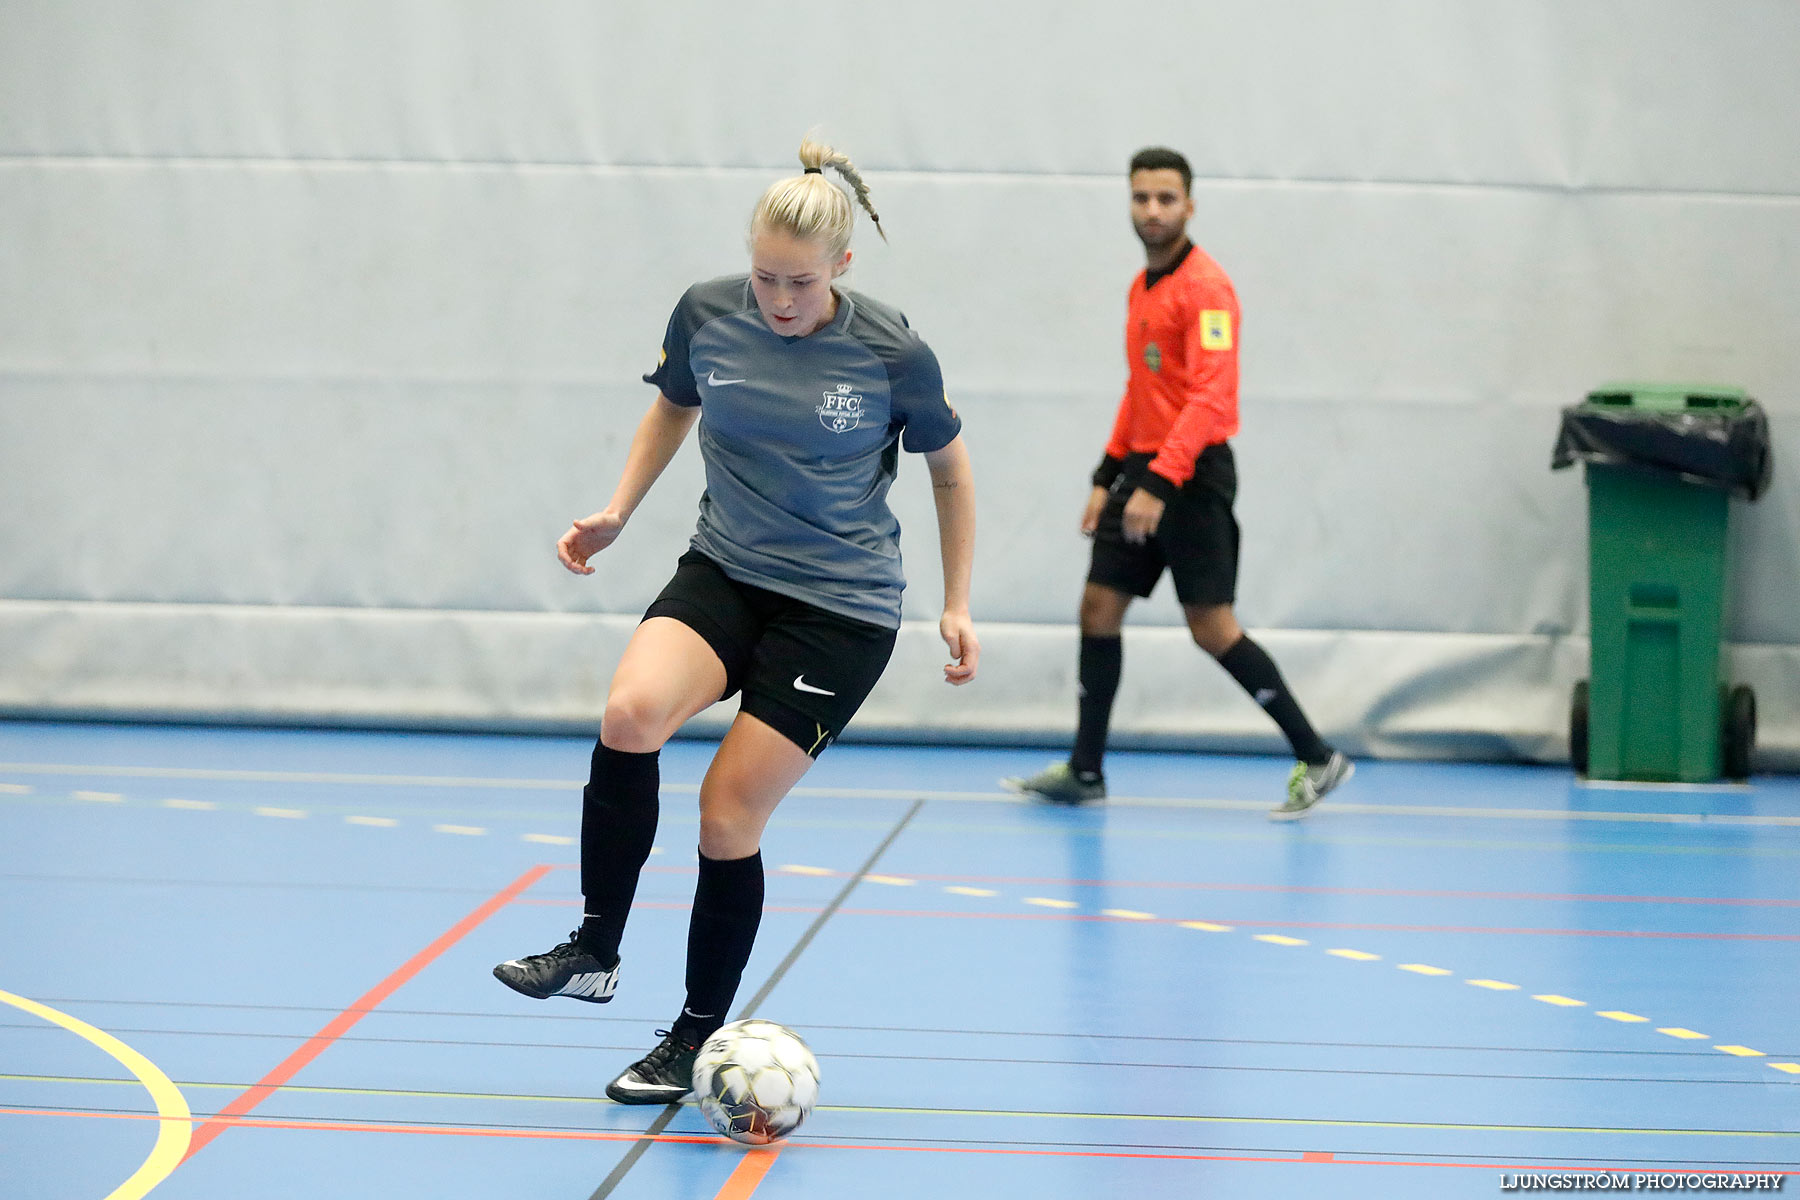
[558,394,699,574]
[926,435,979,684]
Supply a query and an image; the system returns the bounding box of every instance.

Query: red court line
[12,1108,1796,1177]
[534,867,1800,908]
[766,868,1800,909]
[521,898,1800,941]
[715,1147,782,1199]
[179,862,553,1163]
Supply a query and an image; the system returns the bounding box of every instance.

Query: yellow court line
[0,988,192,1200]
[9,1077,1795,1142]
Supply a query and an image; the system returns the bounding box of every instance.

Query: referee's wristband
[1136,470,1181,504]
[1091,455,1125,489]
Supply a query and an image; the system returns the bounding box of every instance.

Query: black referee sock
[575,743,660,967]
[1215,635,1332,766]
[674,849,765,1044]
[1070,635,1123,778]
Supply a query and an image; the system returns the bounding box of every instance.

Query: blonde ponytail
[750,136,887,255]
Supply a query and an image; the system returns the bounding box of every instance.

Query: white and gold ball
[691,1019,820,1145]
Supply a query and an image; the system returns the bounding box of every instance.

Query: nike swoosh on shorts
[792,675,837,696]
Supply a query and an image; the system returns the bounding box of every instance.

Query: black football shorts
[1088,444,1240,606]
[643,549,897,757]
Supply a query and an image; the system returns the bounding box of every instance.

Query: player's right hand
[557,511,625,575]
[1079,486,1109,538]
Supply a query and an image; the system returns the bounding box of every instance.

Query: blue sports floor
[2,720,1797,1198]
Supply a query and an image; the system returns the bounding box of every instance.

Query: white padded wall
[2,1,1796,764]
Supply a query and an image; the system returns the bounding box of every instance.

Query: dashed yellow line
[0,989,192,1200]
[31,789,1791,1089]
[1,782,36,794]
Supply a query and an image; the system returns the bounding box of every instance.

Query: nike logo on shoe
[792,675,837,696]
[554,970,618,1000]
[609,1074,690,1099]
[707,370,746,386]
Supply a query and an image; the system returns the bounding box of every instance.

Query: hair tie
[804,166,823,174]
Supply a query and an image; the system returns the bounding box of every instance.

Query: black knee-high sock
[1216,635,1331,765]
[1070,635,1123,777]
[575,743,660,966]
[674,850,764,1044]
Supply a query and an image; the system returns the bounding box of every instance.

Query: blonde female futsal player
[493,136,979,1103]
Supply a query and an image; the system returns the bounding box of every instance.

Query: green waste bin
[1552,382,1773,783]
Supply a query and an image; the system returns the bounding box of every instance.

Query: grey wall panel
[2,2,1796,758]
[4,599,1796,772]
[7,2,1797,194]
[6,167,1789,634]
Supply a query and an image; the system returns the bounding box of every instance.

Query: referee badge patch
[1200,310,1233,351]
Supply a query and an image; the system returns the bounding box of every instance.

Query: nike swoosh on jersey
[792,675,837,696]
[707,370,746,385]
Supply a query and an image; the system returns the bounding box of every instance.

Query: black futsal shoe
[605,1030,701,1105]
[492,931,620,1003]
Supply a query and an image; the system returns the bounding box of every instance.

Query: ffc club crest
[818,383,864,433]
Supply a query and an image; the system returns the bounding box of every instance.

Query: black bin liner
[1552,388,1773,501]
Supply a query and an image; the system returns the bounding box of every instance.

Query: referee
[1006,147,1350,819]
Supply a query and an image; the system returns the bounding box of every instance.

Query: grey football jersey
[643,274,961,630]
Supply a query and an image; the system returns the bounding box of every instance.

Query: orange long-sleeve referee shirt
[1099,241,1240,501]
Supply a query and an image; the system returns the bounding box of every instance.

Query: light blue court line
[5,760,1800,826]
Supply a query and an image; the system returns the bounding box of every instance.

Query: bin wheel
[1722,685,1756,781]
[1570,680,1590,775]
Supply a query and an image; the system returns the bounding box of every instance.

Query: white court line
[1579,779,1754,794]
[1,761,1795,826]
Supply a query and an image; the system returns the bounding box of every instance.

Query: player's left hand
[939,611,980,685]
[1122,488,1165,544]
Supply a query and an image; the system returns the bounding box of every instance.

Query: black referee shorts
[1088,444,1240,606]
[643,549,897,757]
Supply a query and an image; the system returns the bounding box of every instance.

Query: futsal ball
[691,1019,820,1145]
